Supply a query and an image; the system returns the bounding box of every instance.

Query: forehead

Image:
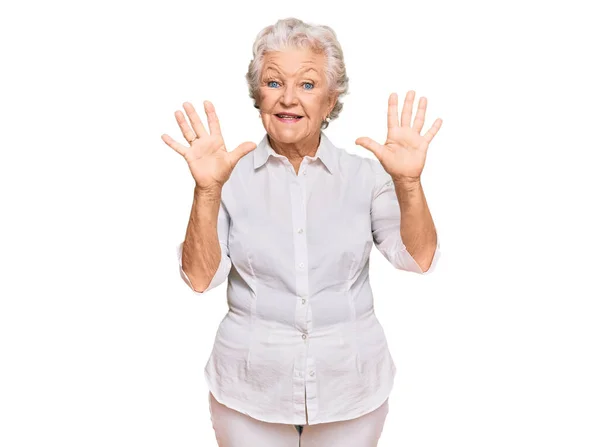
[262,48,326,76]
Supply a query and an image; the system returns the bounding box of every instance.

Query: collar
[253,131,336,175]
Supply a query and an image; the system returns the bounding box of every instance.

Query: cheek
[314,91,333,111]
[302,96,326,116]
[258,89,277,107]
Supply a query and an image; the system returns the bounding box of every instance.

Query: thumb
[230,141,257,165]
[355,137,383,160]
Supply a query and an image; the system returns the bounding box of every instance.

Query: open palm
[161,101,257,190]
[356,90,442,182]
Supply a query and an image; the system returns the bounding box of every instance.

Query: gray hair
[246,17,349,129]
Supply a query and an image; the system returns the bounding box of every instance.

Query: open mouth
[275,114,303,122]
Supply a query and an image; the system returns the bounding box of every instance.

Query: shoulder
[330,138,377,178]
[334,140,391,191]
[339,147,394,202]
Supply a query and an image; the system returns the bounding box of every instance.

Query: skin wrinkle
[264,65,320,77]
[262,68,321,89]
[182,186,222,292]
[256,48,337,174]
[394,179,437,272]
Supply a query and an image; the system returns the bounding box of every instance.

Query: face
[257,48,337,147]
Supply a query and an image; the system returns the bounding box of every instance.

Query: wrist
[194,184,222,199]
[392,177,421,188]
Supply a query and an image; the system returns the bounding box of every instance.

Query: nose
[280,84,298,106]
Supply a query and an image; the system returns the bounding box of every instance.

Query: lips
[275,113,303,119]
[274,113,303,124]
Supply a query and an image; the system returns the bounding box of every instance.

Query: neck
[268,132,321,162]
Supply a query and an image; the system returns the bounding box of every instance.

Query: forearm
[181,185,223,292]
[393,179,437,271]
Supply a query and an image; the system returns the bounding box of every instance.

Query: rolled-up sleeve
[176,199,232,294]
[370,162,441,275]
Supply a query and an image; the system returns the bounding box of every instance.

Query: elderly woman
[161,17,442,447]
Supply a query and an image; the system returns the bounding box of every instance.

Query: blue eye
[303,82,314,90]
[267,81,280,88]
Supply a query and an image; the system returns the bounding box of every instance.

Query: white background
[1,0,599,445]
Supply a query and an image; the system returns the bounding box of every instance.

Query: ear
[254,90,262,110]
[327,93,338,115]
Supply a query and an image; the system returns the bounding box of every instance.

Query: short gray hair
[246,17,349,129]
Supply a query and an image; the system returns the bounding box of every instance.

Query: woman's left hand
[355,90,442,183]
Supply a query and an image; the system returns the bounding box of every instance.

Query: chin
[268,127,309,144]
[272,132,305,144]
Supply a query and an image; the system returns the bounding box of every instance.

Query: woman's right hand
[161,101,257,191]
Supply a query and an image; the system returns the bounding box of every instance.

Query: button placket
[290,162,312,423]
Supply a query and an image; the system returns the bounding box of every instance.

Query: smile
[275,114,303,123]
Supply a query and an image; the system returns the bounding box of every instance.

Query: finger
[400,90,416,128]
[355,137,384,160]
[174,110,198,144]
[161,133,188,156]
[413,97,427,134]
[387,92,399,129]
[229,141,257,166]
[183,102,209,140]
[422,118,443,145]
[204,101,223,137]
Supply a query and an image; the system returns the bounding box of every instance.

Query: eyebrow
[264,65,320,77]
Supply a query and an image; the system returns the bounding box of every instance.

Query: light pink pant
[208,392,389,446]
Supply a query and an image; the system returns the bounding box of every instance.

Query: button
[301,298,306,304]
[303,170,307,175]
[302,334,307,340]
[299,262,304,269]
[297,228,303,234]
[309,370,315,376]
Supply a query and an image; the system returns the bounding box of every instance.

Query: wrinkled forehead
[262,48,327,78]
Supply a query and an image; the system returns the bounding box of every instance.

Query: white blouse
[176,132,441,425]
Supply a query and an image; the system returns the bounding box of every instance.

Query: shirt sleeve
[176,198,232,294]
[370,162,441,274]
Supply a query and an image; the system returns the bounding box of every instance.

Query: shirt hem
[204,365,396,425]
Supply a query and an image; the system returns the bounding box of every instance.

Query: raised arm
[371,163,441,274]
[178,185,231,293]
[162,100,256,294]
[357,90,443,274]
